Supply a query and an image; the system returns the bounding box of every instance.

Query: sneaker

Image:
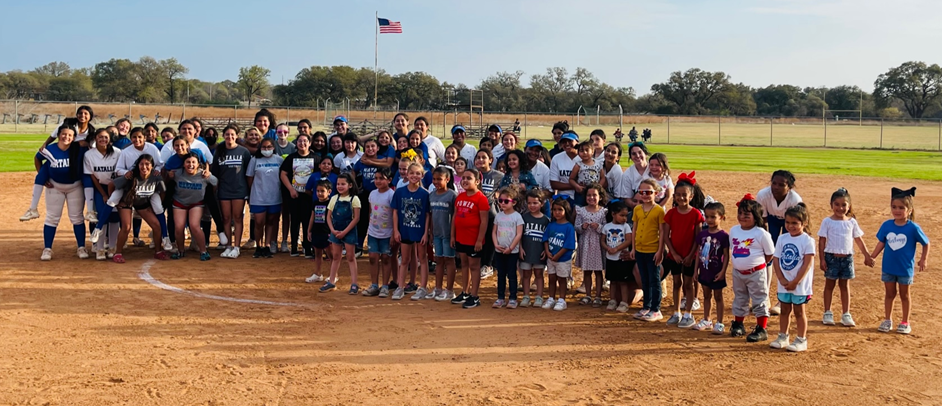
[411,287,428,301]
[435,289,455,302]
[318,282,336,293]
[348,284,359,295]
[378,286,390,298]
[534,297,544,308]
[304,249,314,259]
[269,242,278,255]
[217,232,228,247]
[786,337,808,352]
[678,315,696,329]
[171,251,185,260]
[576,285,587,294]
[106,248,115,259]
[521,296,532,307]
[40,248,53,261]
[897,322,912,335]
[133,238,146,247]
[878,319,893,333]
[680,297,686,309]
[633,309,650,319]
[200,252,211,261]
[553,299,567,311]
[84,210,97,223]
[154,251,170,260]
[426,288,441,300]
[541,297,556,310]
[280,241,290,253]
[666,312,681,325]
[730,321,746,337]
[770,302,782,316]
[643,311,663,322]
[579,296,591,306]
[492,299,506,308]
[404,283,418,293]
[244,239,256,249]
[692,298,701,311]
[221,247,233,258]
[606,300,617,311]
[591,298,602,308]
[841,313,856,327]
[770,333,790,349]
[96,249,107,261]
[264,247,274,258]
[228,247,240,259]
[290,249,300,257]
[451,292,470,304]
[616,302,630,313]
[90,228,102,244]
[822,310,835,326]
[507,300,518,309]
[76,247,89,259]
[20,208,40,221]
[161,237,173,251]
[746,326,768,342]
[252,247,263,258]
[391,287,405,300]
[305,274,325,283]
[480,266,494,279]
[462,295,481,309]
[188,240,200,253]
[712,323,725,335]
[693,319,713,331]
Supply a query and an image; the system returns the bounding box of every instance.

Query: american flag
[378,18,402,34]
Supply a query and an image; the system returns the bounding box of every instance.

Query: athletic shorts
[173,200,204,210]
[311,233,330,250]
[519,261,546,271]
[547,260,572,278]
[250,204,282,214]
[664,257,695,277]
[777,292,812,305]
[454,242,482,258]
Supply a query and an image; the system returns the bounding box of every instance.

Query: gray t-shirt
[274,140,297,157]
[521,212,550,265]
[480,169,504,213]
[246,155,285,206]
[429,189,458,238]
[494,211,524,253]
[211,145,252,199]
[113,174,165,208]
[172,169,218,206]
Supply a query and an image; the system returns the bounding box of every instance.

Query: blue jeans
[493,252,519,301]
[636,252,661,312]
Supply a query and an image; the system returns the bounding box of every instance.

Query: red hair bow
[736,193,755,207]
[678,171,696,185]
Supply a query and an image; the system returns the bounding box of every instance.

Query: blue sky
[2,0,940,93]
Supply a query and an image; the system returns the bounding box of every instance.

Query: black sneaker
[730,321,746,337]
[252,247,262,258]
[263,247,273,258]
[451,292,470,304]
[404,282,418,293]
[388,281,399,291]
[746,326,768,342]
[304,249,314,259]
[462,295,480,309]
[290,248,300,257]
[429,261,437,274]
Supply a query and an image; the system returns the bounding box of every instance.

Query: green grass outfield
[2,133,941,181]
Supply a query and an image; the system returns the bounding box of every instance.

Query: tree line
[2,58,940,119]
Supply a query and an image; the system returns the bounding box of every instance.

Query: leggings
[356,190,372,251]
[288,195,313,252]
[494,252,519,300]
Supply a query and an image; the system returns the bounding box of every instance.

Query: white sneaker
[693,319,713,331]
[712,323,725,335]
[411,287,428,301]
[692,298,701,311]
[615,302,630,313]
[162,237,174,251]
[770,302,782,316]
[878,319,893,333]
[542,297,556,310]
[76,247,89,259]
[96,249,107,261]
[40,248,52,261]
[221,247,233,258]
[106,248,115,259]
[841,313,856,327]
[244,239,256,249]
[20,208,40,222]
[90,228,102,244]
[786,337,807,352]
[480,266,494,279]
[553,299,567,311]
[606,300,617,311]
[305,274,325,283]
[435,289,455,302]
[228,247,240,259]
[218,232,228,247]
[822,310,835,325]
[770,333,790,349]
[425,288,441,300]
[84,210,98,222]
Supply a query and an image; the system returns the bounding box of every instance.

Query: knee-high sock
[43,225,56,249]
[156,212,169,239]
[133,217,142,238]
[84,187,94,209]
[107,221,120,249]
[31,184,44,211]
[73,223,86,248]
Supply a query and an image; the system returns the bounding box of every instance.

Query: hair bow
[552,194,572,202]
[400,149,417,161]
[678,171,696,185]
[439,164,456,175]
[891,187,916,197]
[735,193,756,207]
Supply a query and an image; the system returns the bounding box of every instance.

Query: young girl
[443,145,459,168]
[430,167,459,301]
[110,155,170,263]
[353,139,383,254]
[453,157,468,194]
[520,190,550,308]
[85,129,122,259]
[542,198,577,311]
[475,149,504,279]
[663,181,706,328]
[307,156,338,197]
[602,200,634,312]
[364,168,394,297]
[818,188,874,327]
[631,179,666,321]
[871,187,930,335]
[479,137,494,152]
[321,173,361,294]
[770,203,816,352]
[647,153,673,208]
[213,125,252,259]
[247,138,284,258]
[692,202,730,334]
[492,187,525,309]
[756,170,802,315]
[728,194,775,342]
[281,134,318,258]
[568,142,606,207]
[35,126,89,261]
[391,163,432,301]
[602,143,623,198]
[334,133,363,174]
[451,168,490,309]
[170,154,216,261]
[575,184,608,307]
[304,181,333,284]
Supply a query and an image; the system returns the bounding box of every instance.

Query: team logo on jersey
[779,243,801,271]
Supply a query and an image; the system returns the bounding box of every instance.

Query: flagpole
[374,11,379,117]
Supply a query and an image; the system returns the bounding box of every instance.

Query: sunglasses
[276,130,289,134]
[498,199,515,205]
[638,190,655,196]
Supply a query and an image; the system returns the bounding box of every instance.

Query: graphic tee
[729,225,775,271]
[391,185,431,242]
[696,229,730,284]
[774,232,816,295]
[494,211,525,254]
[522,213,550,264]
[368,189,395,239]
[602,222,632,261]
[454,190,490,246]
[544,221,577,262]
[429,189,458,239]
[876,220,930,277]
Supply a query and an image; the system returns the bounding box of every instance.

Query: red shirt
[454,190,490,246]
[664,207,705,256]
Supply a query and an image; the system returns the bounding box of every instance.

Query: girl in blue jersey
[37,126,88,261]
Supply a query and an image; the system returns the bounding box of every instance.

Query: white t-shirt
[549,152,578,198]
[83,148,121,185]
[334,151,364,174]
[602,222,632,261]
[604,164,623,197]
[615,164,650,199]
[652,174,674,206]
[531,160,552,191]
[423,135,446,167]
[159,139,213,165]
[117,143,163,175]
[457,143,477,163]
[774,232,816,295]
[818,217,864,255]
[756,187,802,220]
[368,189,395,239]
[729,225,775,271]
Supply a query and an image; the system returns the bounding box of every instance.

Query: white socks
[30,184,44,210]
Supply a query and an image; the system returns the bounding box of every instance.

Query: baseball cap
[525,139,543,149]
[560,132,578,142]
[487,124,502,133]
[333,115,348,124]
[451,125,466,135]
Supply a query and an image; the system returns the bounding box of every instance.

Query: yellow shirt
[633,204,665,253]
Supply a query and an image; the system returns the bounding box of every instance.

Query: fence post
[880,119,883,148]
[233,105,237,122]
[524,112,528,139]
[823,113,827,147]
[770,117,773,146]
[128,101,132,119]
[667,116,670,144]
[286,106,290,125]
[13,100,17,133]
[938,119,941,151]
[718,116,721,145]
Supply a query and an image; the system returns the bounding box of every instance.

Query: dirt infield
[1,170,941,405]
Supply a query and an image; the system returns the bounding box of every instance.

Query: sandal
[579,296,592,306]
[154,251,170,260]
[112,254,125,264]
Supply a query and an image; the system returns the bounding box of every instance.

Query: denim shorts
[329,230,359,246]
[777,292,812,305]
[824,253,855,280]
[433,235,455,258]
[250,204,281,214]
[881,273,914,285]
[367,236,391,255]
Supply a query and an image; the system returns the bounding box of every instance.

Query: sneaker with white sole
[391,287,405,300]
[411,287,428,301]
[633,309,650,319]
[712,323,725,335]
[492,299,506,308]
[40,248,52,261]
[770,302,782,316]
[643,311,664,322]
[20,208,40,222]
[520,296,531,307]
[228,247,241,259]
[692,298,701,311]
[305,274,325,283]
[96,249,107,261]
[507,300,518,309]
[244,239,256,249]
[822,310,835,325]
[217,232,228,247]
[680,297,687,309]
[897,322,912,334]
[90,228,102,244]
[606,300,617,311]
[678,315,696,328]
[666,312,682,325]
[280,241,289,253]
[770,333,790,349]
[541,297,556,310]
[162,237,174,251]
[426,288,441,300]
[84,211,98,222]
[435,289,455,302]
[76,247,89,259]
[786,337,808,352]
[220,247,233,258]
[616,302,630,313]
[533,296,544,308]
[841,313,856,327]
[878,319,893,333]
[693,319,713,331]
[553,299,567,311]
[480,266,494,279]
[378,286,390,298]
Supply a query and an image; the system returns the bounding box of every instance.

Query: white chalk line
[137,261,310,308]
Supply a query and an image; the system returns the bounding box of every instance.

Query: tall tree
[237,65,271,106]
[91,59,139,101]
[32,61,71,77]
[651,68,731,114]
[479,71,525,112]
[160,58,188,104]
[874,61,942,118]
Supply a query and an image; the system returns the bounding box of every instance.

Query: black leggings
[289,195,312,252]
[356,190,372,251]
[481,211,496,267]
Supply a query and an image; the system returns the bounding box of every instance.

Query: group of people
[25,107,931,352]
